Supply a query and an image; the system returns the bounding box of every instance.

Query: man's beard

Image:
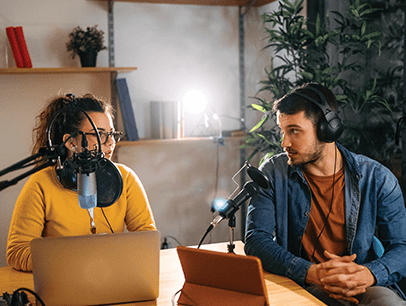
[286,139,326,167]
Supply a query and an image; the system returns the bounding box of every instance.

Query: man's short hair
[272,83,338,126]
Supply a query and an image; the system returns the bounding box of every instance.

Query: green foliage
[67,25,107,59]
[246,0,403,163]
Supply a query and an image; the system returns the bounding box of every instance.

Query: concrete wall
[114,137,259,248]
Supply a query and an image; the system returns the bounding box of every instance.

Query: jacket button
[305,211,310,216]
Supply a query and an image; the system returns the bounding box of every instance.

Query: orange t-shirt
[302,167,346,263]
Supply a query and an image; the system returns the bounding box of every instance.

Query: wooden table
[0,241,325,305]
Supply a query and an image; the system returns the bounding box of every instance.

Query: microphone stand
[227,214,236,253]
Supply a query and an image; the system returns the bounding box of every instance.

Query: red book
[6,27,24,68]
[14,26,32,68]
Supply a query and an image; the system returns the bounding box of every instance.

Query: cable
[208,137,222,244]
[171,289,182,306]
[165,236,183,246]
[396,117,405,146]
[213,139,220,202]
[161,236,183,249]
[198,224,213,248]
[10,288,46,306]
[210,137,221,213]
[100,208,114,233]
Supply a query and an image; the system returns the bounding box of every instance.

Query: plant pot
[79,51,98,67]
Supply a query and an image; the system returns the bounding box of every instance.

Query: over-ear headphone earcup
[318,111,344,143]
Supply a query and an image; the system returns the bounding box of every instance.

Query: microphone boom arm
[0,145,64,192]
[1,101,103,193]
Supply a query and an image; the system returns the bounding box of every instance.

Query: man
[244,83,406,305]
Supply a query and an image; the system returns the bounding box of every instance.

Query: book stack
[6,26,32,68]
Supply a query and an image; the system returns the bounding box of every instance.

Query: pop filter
[95,159,123,207]
[246,163,270,190]
[56,158,123,208]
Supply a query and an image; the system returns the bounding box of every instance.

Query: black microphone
[198,162,270,248]
[210,181,260,229]
[210,162,270,229]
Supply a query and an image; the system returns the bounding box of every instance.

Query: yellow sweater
[7,163,156,272]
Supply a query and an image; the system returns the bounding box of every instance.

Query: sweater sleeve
[7,175,46,272]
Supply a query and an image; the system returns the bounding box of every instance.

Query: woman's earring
[71,145,77,152]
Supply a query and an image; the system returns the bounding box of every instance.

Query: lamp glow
[182,88,208,115]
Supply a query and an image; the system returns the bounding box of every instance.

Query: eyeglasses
[84,131,123,145]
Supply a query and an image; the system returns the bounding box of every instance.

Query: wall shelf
[101,0,275,7]
[0,67,137,75]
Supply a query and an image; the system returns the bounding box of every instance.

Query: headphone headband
[294,86,332,114]
[292,85,343,143]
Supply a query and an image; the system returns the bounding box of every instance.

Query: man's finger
[317,260,362,272]
[323,281,368,292]
[324,251,357,262]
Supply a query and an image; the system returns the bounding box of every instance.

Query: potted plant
[66,25,107,67]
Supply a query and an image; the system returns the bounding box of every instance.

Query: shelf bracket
[238,6,247,241]
[108,0,115,68]
[108,0,119,133]
[241,0,257,16]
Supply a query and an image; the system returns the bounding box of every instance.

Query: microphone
[48,101,123,233]
[210,162,270,230]
[197,162,270,248]
[210,181,260,229]
[74,133,99,210]
[56,142,123,208]
[77,167,97,209]
[57,150,123,208]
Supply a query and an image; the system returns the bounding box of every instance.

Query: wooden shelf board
[0,67,137,75]
[103,0,276,7]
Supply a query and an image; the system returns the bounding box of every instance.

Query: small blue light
[211,198,227,212]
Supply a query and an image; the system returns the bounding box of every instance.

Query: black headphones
[293,86,344,143]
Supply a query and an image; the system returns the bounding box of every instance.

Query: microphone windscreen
[78,194,97,209]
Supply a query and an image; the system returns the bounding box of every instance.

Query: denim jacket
[245,143,406,291]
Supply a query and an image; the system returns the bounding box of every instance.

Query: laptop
[31,230,160,306]
[176,246,269,306]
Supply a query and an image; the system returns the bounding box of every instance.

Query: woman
[7,94,156,272]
